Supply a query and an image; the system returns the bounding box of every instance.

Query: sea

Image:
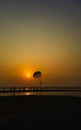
[0,91,81,97]
[1,92,81,97]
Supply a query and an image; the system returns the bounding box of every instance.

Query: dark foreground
[0,95,81,130]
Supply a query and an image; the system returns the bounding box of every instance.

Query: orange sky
[0,0,81,87]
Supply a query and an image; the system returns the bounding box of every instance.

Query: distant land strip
[0,87,81,93]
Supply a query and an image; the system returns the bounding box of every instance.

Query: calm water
[0,91,81,97]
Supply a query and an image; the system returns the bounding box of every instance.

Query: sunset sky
[0,0,81,87]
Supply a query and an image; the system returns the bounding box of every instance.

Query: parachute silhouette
[33,71,42,85]
[33,71,41,78]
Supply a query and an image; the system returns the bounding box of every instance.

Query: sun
[27,73,31,78]
[25,73,31,78]
[24,70,32,79]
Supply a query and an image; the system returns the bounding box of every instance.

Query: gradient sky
[0,0,81,87]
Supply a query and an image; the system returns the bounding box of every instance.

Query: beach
[0,95,81,129]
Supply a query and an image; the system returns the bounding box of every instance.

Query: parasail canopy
[33,71,42,78]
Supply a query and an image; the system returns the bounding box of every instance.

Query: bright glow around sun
[24,72,31,79]
[26,73,31,78]
[23,69,33,79]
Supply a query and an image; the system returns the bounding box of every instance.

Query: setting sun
[24,72,31,79]
[23,69,34,80]
[26,74,31,78]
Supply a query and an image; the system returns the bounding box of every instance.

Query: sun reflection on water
[25,92,33,96]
